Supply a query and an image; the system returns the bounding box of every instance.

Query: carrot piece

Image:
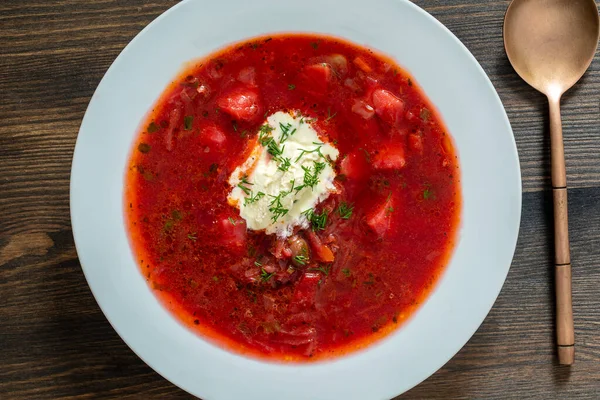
[305,230,335,262]
[353,56,373,73]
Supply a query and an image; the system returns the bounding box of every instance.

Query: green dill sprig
[244,191,265,206]
[293,254,308,265]
[302,208,328,231]
[295,161,326,192]
[258,124,274,145]
[258,123,292,171]
[260,268,274,281]
[308,265,329,275]
[338,202,354,219]
[277,157,292,172]
[237,176,252,195]
[279,122,297,144]
[295,142,325,163]
[268,193,289,222]
[325,107,337,122]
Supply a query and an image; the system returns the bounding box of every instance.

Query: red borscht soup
[125,34,461,361]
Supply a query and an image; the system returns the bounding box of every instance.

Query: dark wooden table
[1,0,599,398]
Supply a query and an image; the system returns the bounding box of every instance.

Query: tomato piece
[372,88,405,126]
[299,63,333,96]
[351,99,375,119]
[216,85,263,122]
[366,195,394,237]
[292,272,321,308]
[200,123,227,147]
[237,67,257,86]
[339,150,370,180]
[408,133,423,155]
[219,216,247,248]
[373,144,406,170]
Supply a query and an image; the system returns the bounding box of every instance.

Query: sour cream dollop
[228,111,339,237]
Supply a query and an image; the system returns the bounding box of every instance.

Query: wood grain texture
[1,0,599,399]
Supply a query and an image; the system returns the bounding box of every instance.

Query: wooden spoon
[503,0,600,365]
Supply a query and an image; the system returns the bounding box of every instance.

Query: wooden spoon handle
[549,96,574,365]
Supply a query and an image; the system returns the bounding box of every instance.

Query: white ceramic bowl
[70,0,522,398]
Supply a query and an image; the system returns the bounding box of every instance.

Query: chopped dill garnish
[260,268,274,281]
[295,142,325,163]
[258,123,291,171]
[277,157,292,172]
[338,202,354,219]
[288,84,296,90]
[278,122,296,143]
[183,115,194,130]
[228,217,236,225]
[295,161,326,192]
[244,191,265,205]
[266,139,284,158]
[293,254,308,265]
[147,121,160,133]
[302,208,328,231]
[268,193,289,222]
[237,175,252,195]
[258,124,275,145]
[325,107,337,122]
[423,188,434,199]
[308,265,329,275]
[358,147,371,163]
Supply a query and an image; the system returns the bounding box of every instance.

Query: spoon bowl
[504,0,600,366]
[504,0,599,98]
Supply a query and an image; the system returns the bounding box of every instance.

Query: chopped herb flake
[258,124,274,144]
[260,268,274,281]
[268,193,289,222]
[308,265,329,275]
[171,210,183,220]
[293,254,308,266]
[288,84,296,90]
[338,202,354,219]
[302,208,328,231]
[295,161,326,192]
[278,122,296,143]
[183,115,194,130]
[277,157,292,172]
[295,143,325,163]
[244,191,265,205]
[237,176,252,195]
[325,107,337,122]
[137,143,151,154]
[147,122,160,133]
[359,147,371,163]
